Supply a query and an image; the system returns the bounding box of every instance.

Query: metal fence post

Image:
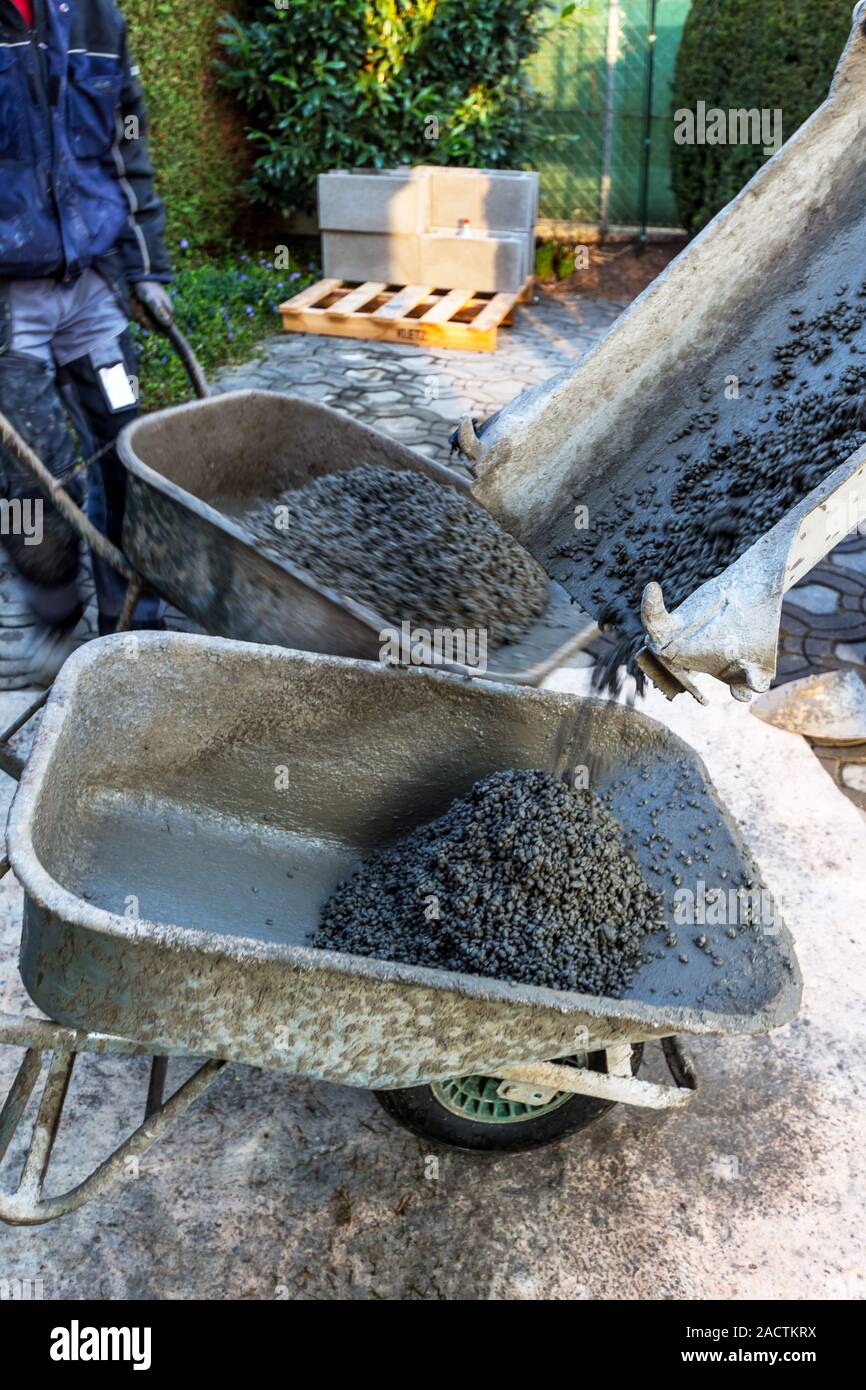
[638,0,659,251]
[599,0,621,235]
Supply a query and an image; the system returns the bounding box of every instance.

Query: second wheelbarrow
[116,389,594,684]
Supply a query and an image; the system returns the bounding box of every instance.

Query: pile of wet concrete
[559,280,866,684]
[314,768,665,996]
[245,464,549,649]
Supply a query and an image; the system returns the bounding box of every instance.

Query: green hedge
[672,0,853,235]
[217,0,551,212]
[122,0,250,252]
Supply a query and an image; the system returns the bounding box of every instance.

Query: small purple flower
[244,305,254,316]
[289,271,300,282]
[179,238,189,250]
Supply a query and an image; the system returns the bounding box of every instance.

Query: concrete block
[322,230,421,284]
[319,167,537,289]
[318,169,428,234]
[420,231,526,293]
[424,167,538,234]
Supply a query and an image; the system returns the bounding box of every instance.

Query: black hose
[163,323,209,400]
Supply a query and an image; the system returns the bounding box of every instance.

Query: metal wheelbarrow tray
[462,8,866,701]
[1,634,800,1220]
[117,390,593,684]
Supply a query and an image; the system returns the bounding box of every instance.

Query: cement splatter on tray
[243,464,549,649]
[314,768,665,997]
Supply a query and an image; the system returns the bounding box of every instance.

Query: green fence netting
[529,0,692,229]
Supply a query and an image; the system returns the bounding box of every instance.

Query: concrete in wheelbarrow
[0,663,864,1301]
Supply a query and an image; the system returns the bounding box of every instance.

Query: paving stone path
[210,288,624,462]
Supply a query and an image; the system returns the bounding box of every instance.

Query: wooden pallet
[278,278,532,353]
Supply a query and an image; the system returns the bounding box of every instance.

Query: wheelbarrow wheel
[374,1045,643,1154]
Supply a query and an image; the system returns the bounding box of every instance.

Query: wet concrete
[315,769,663,996]
[530,230,866,678]
[243,464,549,649]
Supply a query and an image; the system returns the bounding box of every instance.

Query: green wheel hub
[430,1057,584,1124]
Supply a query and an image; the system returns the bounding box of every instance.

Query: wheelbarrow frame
[0,938,694,1228]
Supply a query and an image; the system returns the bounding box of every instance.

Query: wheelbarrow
[456,5,866,703]
[0,633,801,1222]
[115,389,594,685]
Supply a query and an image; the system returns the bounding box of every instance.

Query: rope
[0,407,136,582]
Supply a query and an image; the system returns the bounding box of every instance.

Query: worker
[0,0,171,688]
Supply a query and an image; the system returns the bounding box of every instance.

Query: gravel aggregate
[314,768,665,996]
[245,465,549,648]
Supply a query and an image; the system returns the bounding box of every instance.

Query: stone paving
[210,288,625,463]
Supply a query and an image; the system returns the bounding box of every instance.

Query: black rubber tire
[374,1045,644,1154]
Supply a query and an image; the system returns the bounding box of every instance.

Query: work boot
[0,615,83,690]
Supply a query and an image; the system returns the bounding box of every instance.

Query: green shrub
[122,0,250,252]
[672,0,852,235]
[217,0,551,212]
[132,251,315,412]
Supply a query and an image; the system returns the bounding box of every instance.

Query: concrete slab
[425,167,538,233]
[419,230,527,292]
[318,166,536,290]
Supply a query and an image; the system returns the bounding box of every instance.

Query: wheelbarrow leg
[0,1048,42,1164]
[18,1048,75,1205]
[145,1055,168,1119]
[661,1035,698,1092]
[0,1017,227,1225]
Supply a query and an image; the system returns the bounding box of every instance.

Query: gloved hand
[131,280,174,331]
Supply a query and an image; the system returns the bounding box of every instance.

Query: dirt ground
[538,240,685,301]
